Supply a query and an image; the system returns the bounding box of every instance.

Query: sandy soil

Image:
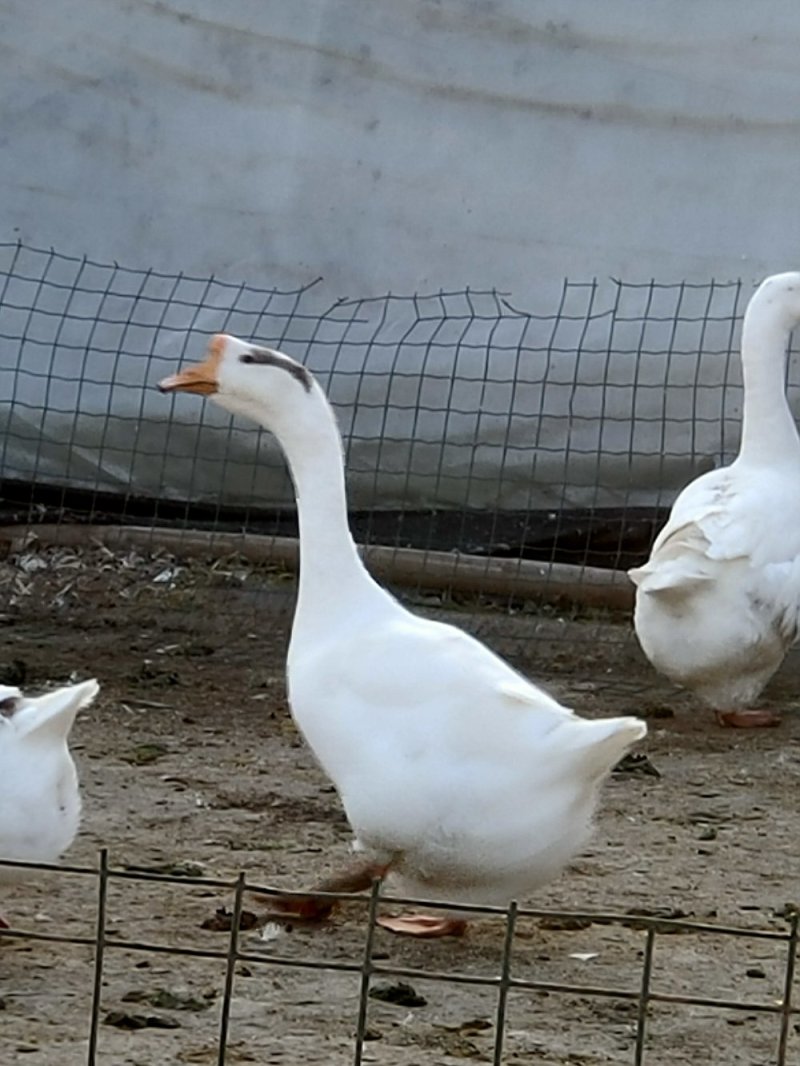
[0,544,799,1066]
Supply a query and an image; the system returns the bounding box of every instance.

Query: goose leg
[258,861,390,922]
[715,709,781,728]
[257,866,469,937]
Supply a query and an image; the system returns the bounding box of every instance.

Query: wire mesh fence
[1,852,797,1066]
[3,240,800,651]
[1,246,799,1064]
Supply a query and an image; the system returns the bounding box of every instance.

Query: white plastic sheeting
[2,2,800,511]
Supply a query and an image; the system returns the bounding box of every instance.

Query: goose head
[748,272,800,332]
[159,334,317,436]
[0,679,99,742]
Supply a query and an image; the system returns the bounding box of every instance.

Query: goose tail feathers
[571,716,647,779]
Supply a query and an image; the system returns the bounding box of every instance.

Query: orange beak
[158,336,225,396]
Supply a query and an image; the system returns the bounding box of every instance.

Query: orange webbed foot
[377,914,468,938]
[715,708,781,728]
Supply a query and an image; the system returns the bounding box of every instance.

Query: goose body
[0,679,99,895]
[630,273,800,723]
[161,336,645,932]
[288,605,642,906]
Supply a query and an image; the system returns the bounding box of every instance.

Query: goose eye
[240,353,255,365]
[0,697,18,716]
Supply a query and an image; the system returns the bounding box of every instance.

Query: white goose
[0,679,99,927]
[629,272,800,727]
[161,336,645,937]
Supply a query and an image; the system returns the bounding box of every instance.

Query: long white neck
[738,294,800,466]
[258,383,393,634]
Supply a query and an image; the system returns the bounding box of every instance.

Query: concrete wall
[3,1,800,512]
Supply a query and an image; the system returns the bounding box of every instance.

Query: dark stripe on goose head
[0,696,19,717]
[239,347,313,393]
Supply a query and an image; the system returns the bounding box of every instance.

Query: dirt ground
[1,542,799,1066]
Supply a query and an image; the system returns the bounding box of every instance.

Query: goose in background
[630,272,800,727]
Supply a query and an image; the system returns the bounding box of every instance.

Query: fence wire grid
[2,241,797,604]
[1,245,799,1066]
[1,852,798,1066]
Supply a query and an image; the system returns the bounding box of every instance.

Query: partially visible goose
[630,272,800,727]
[0,679,99,927]
[160,336,645,937]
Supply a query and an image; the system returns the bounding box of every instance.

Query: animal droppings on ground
[368,981,427,1007]
[200,907,259,932]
